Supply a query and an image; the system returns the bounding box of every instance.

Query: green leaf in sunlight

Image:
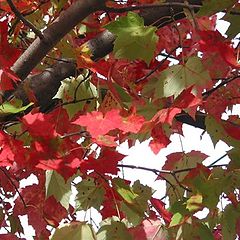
[54,75,97,119]
[105,12,158,64]
[51,222,96,240]
[97,217,132,240]
[197,0,237,16]
[113,178,152,226]
[0,99,33,116]
[75,177,105,211]
[154,56,210,98]
[45,170,72,210]
[186,194,203,212]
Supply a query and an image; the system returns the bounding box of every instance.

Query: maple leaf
[150,198,172,225]
[21,112,57,139]
[75,44,98,72]
[75,177,105,211]
[149,124,171,154]
[0,131,25,167]
[0,234,19,240]
[97,217,132,240]
[73,110,121,138]
[52,222,96,240]
[153,56,211,98]
[129,218,168,240]
[197,0,237,16]
[43,196,68,227]
[0,20,21,90]
[105,12,158,64]
[81,149,125,175]
[73,109,145,139]
[198,30,240,69]
[45,170,72,209]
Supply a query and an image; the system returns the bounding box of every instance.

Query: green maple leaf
[205,115,240,148]
[223,5,240,39]
[222,204,240,239]
[113,178,152,226]
[45,170,72,210]
[75,177,105,211]
[0,99,33,116]
[97,217,132,240]
[54,75,97,119]
[154,56,210,98]
[105,12,158,64]
[51,222,96,240]
[197,0,237,16]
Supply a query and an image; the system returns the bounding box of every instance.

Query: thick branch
[4,0,206,129]
[11,0,106,80]
[13,59,77,108]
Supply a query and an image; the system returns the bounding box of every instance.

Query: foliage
[0,0,239,239]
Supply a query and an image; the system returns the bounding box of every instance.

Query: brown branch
[1,1,207,131]
[60,131,89,139]
[60,97,96,107]
[104,2,201,13]
[11,0,106,80]
[6,0,44,39]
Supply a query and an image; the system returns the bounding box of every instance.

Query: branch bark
[5,0,207,129]
[11,0,106,80]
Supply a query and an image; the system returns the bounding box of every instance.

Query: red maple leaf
[149,124,171,154]
[43,196,68,227]
[81,149,125,174]
[129,217,167,240]
[0,20,21,90]
[73,109,145,139]
[73,110,122,138]
[21,112,58,139]
[0,131,25,167]
[150,198,172,225]
[198,30,240,69]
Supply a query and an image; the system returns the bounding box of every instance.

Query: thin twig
[202,75,240,99]
[60,97,96,107]
[6,0,44,39]
[104,2,201,13]
[135,46,179,83]
[74,71,92,101]
[60,130,90,139]
[207,153,228,167]
[0,167,27,208]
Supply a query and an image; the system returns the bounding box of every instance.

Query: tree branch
[11,0,106,80]
[104,2,201,13]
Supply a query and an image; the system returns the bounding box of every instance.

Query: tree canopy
[0,0,239,239]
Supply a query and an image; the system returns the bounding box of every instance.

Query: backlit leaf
[105,12,158,64]
[154,56,210,98]
[51,222,96,240]
[45,170,72,210]
[75,177,105,211]
[197,0,237,16]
